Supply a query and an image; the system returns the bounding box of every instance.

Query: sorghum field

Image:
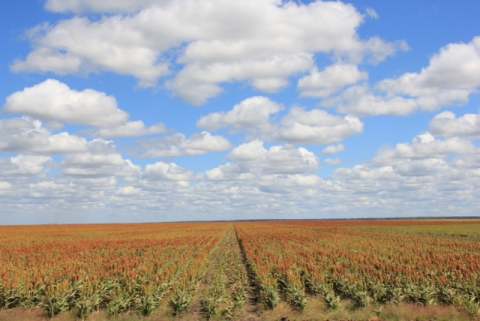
[0,220,479,321]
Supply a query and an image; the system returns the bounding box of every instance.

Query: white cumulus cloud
[0,118,87,154]
[4,79,166,136]
[278,108,363,145]
[198,96,282,133]
[199,97,363,145]
[298,63,367,98]
[5,79,128,127]
[327,37,480,116]
[14,0,404,104]
[429,111,480,138]
[143,131,231,158]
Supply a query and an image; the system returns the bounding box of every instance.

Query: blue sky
[0,0,479,224]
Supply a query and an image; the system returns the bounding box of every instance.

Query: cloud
[374,132,475,163]
[278,108,363,145]
[169,53,314,105]
[12,18,169,87]
[365,8,379,20]
[255,174,323,194]
[61,139,140,178]
[0,155,51,176]
[226,140,318,175]
[27,181,68,199]
[0,181,12,193]
[62,153,138,178]
[5,79,127,127]
[4,79,166,135]
[199,97,363,145]
[197,96,282,132]
[332,128,480,215]
[379,37,480,108]
[10,155,51,176]
[205,140,332,198]
[343,132,477,177]
[298,63,367,97]
[0,118,87,154]
[322,144,345,155]
[144,161,192,182]
[205,140,325,197]
[325,158,342,165]
[326,85,418,116]
[429,111,480,138]
[15,0,404,104]
[1,123,479,220]
[12,48,82,75]
[45,0,164,13]
[96,121,166,138]
[142,131,231,158]
[116,185,142,196]
[327,37,480,116]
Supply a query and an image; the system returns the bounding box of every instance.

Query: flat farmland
[0,220,479,321]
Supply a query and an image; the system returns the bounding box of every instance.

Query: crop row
[0,223,228,318]
[196,227,249,320]
[235,221,480,315]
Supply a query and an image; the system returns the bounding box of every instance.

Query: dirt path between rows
[182,225,261,321]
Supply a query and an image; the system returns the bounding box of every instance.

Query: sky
[0,0,479,224]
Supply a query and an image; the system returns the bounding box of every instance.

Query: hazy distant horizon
[2,214,480,227]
